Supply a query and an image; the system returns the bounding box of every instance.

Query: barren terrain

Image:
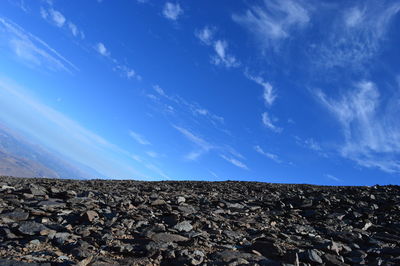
[0,177,400,265]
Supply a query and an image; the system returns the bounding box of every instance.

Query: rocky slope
[0,177,399,265]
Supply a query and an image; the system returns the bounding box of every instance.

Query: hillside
[0,177,399,265]
[0,125,103,179]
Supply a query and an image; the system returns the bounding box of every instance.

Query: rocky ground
[0,177,399,265]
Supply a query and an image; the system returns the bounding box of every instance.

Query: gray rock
[150,232,189,243]
[174,221,193,232]
[177,196,186,204]
[303,249,323,264]
[38,200,66,208]
[0,210,29,221]
[0,259,50,266]
[18,221,48,236]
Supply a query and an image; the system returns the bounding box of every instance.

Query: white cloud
[115,65,140,80]
[254,145,282,163]
[48,8,66,27]
[325,174,341,182]
[345,7,365,27]
[315,81,400,173]
[40,7,84,39]
[146,151,159,158]
[40,7,48,19]
[304,138,321,151]
[262,112,281,132]
[0,17,77,73]
[129,131,151,145]
[220,154,248,170]
[173,125,213,152]
[212,40,240,68]
[246,73,276,106]
[94,44,141,81]
[195,26,215,45]
[13,0,29,13]
[195,26,239,69]
[154,85,167,97]
[316,2,400,69]
[67,22,84,39]
[96,42,109,56]
[173,126,242,162]
[233,0,310,49]
[209,170,218,178]
[163,2,183,21]
[149,86,225,126]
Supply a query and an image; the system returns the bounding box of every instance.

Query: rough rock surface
[0,176,400,265]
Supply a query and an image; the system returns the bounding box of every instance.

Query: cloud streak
[0,17,78,73]
[129,131,151,145]
[262,112,281,132]
[315,81,400,173]
[233,0,310,49]
[219,154,248,170]
[254,145,282,163]
[315,1,400,69]
[246,73,276,106]
[40,7,84,39]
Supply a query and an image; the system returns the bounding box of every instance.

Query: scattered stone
[18,221,48,236]
[0,176,399,265]
[174,221,193,232]
[0,210,29,221]
[302,249,323,264]
[81,210,99,223]
[177,196,186,204]
[150,232,189,243]
[151,199,166,206]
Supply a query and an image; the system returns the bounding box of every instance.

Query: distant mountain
[0,124,104,179]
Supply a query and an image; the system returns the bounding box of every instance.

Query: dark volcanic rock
[0,176,399,265]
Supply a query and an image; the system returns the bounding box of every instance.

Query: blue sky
[0,0,399,185]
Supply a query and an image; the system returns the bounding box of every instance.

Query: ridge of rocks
[1,176,400,265]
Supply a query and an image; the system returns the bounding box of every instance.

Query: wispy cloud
[195,26,215,46]
[115,65,141,80]
[95,42,140,80]
[232,0,310,49]
[325,174,341,182]
[262,112,281,132]
[212,40,240,68]
[163,2,183,21]
[172,125,242,165]
[40,7,84,39]
[295,137,322,152]
[150,85,225,126]
[48,8,66,27]
[96,42,109,56]
[146,151,159,158]
[67,22,84,39]
[246,73,276,106]
[220,154,248,170]
[195,26,240,69]
[315,81,400,173]
[254,145,282,163]
[173,125,213,160]
[315,1,400,69]
[0,17,78,73]
[129,131,151,145]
